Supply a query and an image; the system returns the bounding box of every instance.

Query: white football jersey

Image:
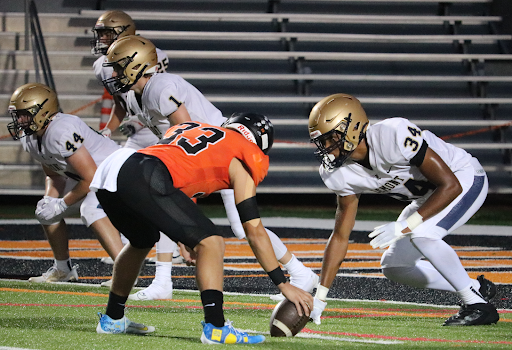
[93,47,169,111]
[320,118,473,202]
[21,113,120,180]
[126,72,225,138]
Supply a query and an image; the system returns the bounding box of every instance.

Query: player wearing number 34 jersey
[307,93,499,328]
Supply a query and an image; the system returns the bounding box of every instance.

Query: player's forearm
[417,181,462,221]
[244,221,281,273]
[319,232,349,289]
[105,103,125,131]
[62,180,90,206]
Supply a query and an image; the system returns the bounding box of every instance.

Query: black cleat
[477,275,496,302]
[443,303,499,326]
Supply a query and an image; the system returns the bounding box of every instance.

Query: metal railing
[24,0,57,92]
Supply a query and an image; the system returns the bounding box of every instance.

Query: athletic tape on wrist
[236,196,260,223]
[267,267,287,286]
[406,211,423,231]
[315,284,329,301]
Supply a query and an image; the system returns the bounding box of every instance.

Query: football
[269,299,309,337]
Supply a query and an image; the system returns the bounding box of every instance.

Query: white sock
[266,228,287,261]
[55,259,72,272]
[457,283,486,305]
[283,254,308,277]
[156,233,178,254]
[411,237,472,291]
[154,261,173,285]
[119,233,130,246]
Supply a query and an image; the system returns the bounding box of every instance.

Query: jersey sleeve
[320,166,354,197]
[49,119,85,158]
[378,118,427,167]
[157,80,183,118]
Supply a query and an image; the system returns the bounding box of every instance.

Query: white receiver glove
[368,220,409,249]
[309,297,327,325]
[99,128,112,138]
[35,196,68,222]
[119,115,144,137]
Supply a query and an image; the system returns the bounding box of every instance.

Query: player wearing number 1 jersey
[307,93,499,327]
[6,83,124,284]
[101,35,318,301]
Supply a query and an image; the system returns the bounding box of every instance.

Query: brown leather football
[269,299,309,337]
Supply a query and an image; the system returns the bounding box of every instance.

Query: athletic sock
[154,261,173,285]
[457,283,487,305]
[106,292,128,320]
[283,254,308,277]
[55,259,72,272]
[201,289,225,327]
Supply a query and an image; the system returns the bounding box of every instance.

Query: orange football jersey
[138,121,269,198]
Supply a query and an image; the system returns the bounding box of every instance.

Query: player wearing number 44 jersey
[90,117,313,343]
[6,83,124,284]
[102,34,318,302]
[307,94,499,327]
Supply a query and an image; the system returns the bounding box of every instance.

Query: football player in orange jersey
[90,113,313,343]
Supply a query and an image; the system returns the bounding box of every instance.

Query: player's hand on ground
[368,220,408,249]
[309,297,327,325]
[279,282,314,317]
[35,196,68,222]
[179,242,196,266]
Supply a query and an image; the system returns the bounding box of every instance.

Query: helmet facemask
[102,55,139,94]
[91,28,119,55]
[90,10,135,55]
[311,116,362,170]
[7,99,50,140]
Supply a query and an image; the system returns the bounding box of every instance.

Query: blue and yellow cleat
[96,312,155,334]
[201,320,265,344]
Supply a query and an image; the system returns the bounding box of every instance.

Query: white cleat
[29,264,79,283]
[101,257,114,265]
[271,269,319,301]
[128,281,173,301]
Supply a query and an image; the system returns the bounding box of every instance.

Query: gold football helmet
[7,83,59,140]
[91,10,136,55]
[308,93,369,169]
[102,35,157,95]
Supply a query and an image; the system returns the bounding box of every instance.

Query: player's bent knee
[195,235,225,254]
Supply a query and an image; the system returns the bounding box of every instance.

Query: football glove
[309,297,327,325]
[35,196,68,223]
[368,220,409,249]
[99,128,112,138]
[119,115,144,137]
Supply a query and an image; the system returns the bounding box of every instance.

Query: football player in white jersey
[307,93,499,326]
[6,83,125,283]
[91,10,179,293]
[102,35,319,301]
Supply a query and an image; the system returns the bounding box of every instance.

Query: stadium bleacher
[0,0,511,194]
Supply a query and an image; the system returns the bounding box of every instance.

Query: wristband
[315,284,329,301]
[267,267,287,286]
[406,211,423,231]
